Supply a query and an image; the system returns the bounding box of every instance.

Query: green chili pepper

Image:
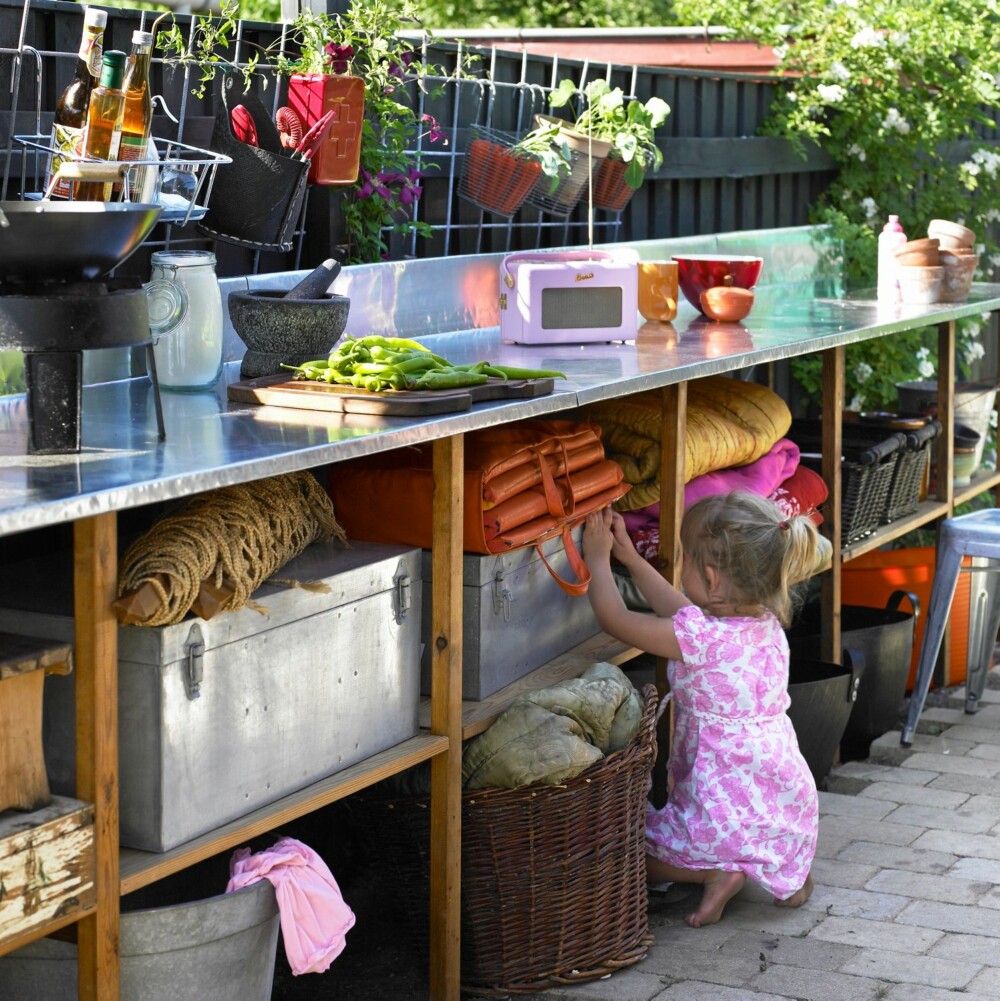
[414,370,490,390]
[486,365,567,380]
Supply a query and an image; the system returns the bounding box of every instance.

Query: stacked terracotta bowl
[892,237,942,304]
[928,218,978,303]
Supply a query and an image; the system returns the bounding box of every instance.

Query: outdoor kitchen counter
[0,280,996,534]
[3,276,1000,1001]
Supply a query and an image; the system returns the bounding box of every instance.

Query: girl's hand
[608,511,640,566]
[582,507,614,563]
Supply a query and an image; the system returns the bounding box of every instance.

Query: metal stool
[901,508,1000,745]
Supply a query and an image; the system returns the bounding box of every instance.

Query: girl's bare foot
[775,873,813,908]
[685,870,745,928]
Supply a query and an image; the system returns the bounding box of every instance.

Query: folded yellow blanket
[583,375,792,512]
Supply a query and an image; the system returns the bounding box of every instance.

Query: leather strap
[535,524,591,597]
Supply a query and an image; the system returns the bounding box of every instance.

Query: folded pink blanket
[621,437,800,535]
[228,837,356,975]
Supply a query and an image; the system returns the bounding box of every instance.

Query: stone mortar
[228,289,350,377]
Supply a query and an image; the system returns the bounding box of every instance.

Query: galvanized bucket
[0,878,279,1000]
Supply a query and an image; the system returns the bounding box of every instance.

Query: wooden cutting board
[227,374,556,416]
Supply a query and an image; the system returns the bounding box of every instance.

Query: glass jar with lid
[146,250,223,391]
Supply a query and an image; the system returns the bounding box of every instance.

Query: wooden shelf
[420,631,642,740]
[955,467,1000,506]
[841,500,950,562]
[119,732,447,895]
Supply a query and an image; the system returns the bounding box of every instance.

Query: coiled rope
[116,470,346,626]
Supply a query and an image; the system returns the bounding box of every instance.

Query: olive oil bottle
[45,7,107,198]
[76,50,127,202]
[116,29,153,200]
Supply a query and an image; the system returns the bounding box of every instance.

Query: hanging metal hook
[153,94,180,124]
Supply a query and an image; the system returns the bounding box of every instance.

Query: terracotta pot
[894,238,939,268]
[897,264,943,304]
[460,139,542,215]
[938,253,979,303]
[928,217,976,249]
[286,73,365,186]
[592,157,639,212]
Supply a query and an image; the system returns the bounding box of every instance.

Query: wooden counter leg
[73,513,119,1001]
[652,384,686,809]
[820,346,844,665]
[429,434,463,1001]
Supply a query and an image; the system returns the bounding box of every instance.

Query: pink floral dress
[645,604,818,900]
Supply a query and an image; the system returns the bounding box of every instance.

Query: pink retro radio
[498,249,639,344]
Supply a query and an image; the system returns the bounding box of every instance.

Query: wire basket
[14,134,229,226]
[458,126,543,216]
[345,684,658,995]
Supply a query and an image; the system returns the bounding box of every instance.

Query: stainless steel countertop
[1,279,998,537]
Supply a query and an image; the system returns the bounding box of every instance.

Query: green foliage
[417,0,675,29]
[675,0,1000,411]
[549,78,669,188]
[509,123,572,193]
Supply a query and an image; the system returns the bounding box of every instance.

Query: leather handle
[535,525,591,597]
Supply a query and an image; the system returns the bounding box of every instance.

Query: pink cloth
[645,605,818,899]
[622,438,802,565]
[623,438,801,535]
[227,837,356,975]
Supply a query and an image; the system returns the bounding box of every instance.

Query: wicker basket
[792,421,908,546]
[880,420,940,523]
[346,684,658,995]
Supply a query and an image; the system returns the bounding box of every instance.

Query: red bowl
[673,255,764,311]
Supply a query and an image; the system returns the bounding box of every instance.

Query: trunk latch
[393,560,411,624]
[492,560,514,622]
[185,622,205,700]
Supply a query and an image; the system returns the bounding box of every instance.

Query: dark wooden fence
[0,0,839,278]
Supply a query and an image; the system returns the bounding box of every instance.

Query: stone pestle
[283,258,343,300]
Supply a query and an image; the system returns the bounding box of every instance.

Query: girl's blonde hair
[680,491,821,626]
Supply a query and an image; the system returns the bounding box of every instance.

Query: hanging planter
[286,73,365,186]
[523,114,612,217]
[593,156,641,212]
[459,127,543,216]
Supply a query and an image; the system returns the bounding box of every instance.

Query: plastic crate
[791,421,908,545]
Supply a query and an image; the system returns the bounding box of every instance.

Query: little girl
[582,491,820,928]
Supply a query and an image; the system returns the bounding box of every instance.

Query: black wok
[0,200,162,283]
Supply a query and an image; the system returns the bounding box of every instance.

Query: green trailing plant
[156,0,471,264]
[675,0,1000,412]
[508,122,572,192]
[549,78,669,188]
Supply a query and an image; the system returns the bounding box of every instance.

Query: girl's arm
[607,511,691,618]
[583,509,684,661]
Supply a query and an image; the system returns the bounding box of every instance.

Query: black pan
[0,200,162,283]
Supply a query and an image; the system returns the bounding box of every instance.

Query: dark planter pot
[787,651,863,785]
[787,591,919,761]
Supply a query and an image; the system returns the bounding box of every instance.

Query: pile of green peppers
[282,335,567,393]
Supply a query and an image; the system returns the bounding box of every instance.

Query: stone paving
[507,677,1000,1001]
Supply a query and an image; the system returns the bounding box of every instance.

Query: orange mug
[637,260,679,323]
